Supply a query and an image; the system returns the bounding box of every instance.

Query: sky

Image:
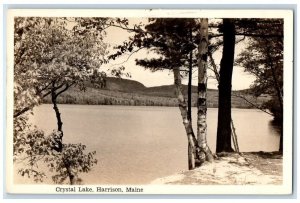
[102,18,256,90]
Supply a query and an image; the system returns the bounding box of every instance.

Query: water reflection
[269,119,282,136]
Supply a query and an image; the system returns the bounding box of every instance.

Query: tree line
[13,17,283,184]
[41,84,266,108]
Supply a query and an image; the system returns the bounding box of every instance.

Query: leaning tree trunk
[52,96,63,133]
[173,67,199,169]
[187,27,194,170]
[196,18,214,165]
[187,61,194,169]
[216,19,236,153]
[188,27,193,121]
[51,86,75,185]
[51,87,63,152]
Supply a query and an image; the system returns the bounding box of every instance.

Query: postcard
[6,9,293,195]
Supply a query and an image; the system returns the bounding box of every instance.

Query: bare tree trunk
[216,19,235,153]
[188,142,194,170]
[188,58,193,121]
[51,84,75,185]
[187,27,194,169]
[188,27,193,121]
[208,52,240,152]
[187,61,194,169]
[51,87,63,152]
[279,130,283,153]
[52,97,63,132]
[173,67,198,169]
[197,18,213,164]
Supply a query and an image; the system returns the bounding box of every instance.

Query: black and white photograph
[5,9,293,195]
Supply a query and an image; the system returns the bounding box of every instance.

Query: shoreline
[40,102,268,110]
[151,152,283,185]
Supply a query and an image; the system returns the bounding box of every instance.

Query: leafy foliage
[236,19,283,122]
[14,17,107,118]
[50,143,97,184]
[110,66,132,78]
[15,125,97,183]
[13,17,108,184]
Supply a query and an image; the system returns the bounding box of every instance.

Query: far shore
[40,102,273,112]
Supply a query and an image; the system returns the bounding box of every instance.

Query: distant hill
[102,77,146,92]
[94,77,218,98]
[43,77,270,108]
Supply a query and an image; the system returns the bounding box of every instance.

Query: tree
[208,18,283,153]
[236,19,283,151]
[137,18,203,168]
[14,17,107,118]
[216,19,236,153]
[197,18,214,162]
[187,26,194,169]
[13,17,105,184]
[13,17,48,118]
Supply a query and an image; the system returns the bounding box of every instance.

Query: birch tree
[109,18,214,168]
[197,19,214,163]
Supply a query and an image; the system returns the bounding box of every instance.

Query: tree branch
[209,32,283,39]
[14,106,32,118]
[109,47,145,68]
[208,51,220,82]
[55,82,75,97]
[231,93,273,116]
[104,23,143,33]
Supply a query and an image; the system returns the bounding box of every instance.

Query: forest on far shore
[42,77,270,108]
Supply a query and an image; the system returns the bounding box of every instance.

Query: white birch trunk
[173,67,199,169]
[197,18,213,164]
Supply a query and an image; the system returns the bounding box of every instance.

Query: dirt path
[151,152,282,185]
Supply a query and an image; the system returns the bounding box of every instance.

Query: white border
[5,9,294,195]
[6,9,294,18]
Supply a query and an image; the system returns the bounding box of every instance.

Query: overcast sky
[102,18,256,90]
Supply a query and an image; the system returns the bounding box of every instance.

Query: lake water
[16,104,280,184]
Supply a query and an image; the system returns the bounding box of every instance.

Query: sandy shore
[151,152,282,185]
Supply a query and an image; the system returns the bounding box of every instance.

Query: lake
[15,104,280,185]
